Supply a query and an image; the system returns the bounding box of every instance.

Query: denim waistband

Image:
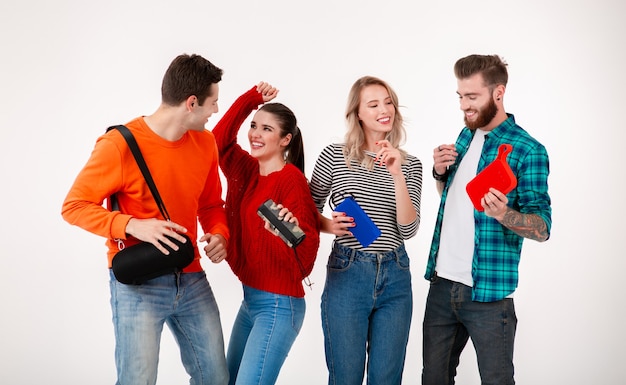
[332,242,406,262]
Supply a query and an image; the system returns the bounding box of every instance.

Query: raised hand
[256,81,279,103]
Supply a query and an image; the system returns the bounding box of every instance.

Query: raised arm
[212,82,278,154]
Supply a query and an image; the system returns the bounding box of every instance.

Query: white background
[1,0,624,384]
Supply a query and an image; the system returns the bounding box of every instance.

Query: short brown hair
[454,54,508,89]
[161,54,223,106]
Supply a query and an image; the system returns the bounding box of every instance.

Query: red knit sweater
[213,87,320,297]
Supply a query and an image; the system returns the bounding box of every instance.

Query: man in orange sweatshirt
[62,54,230,385]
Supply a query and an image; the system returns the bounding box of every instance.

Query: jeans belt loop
[393,243,404,260]
[348,245,357,262]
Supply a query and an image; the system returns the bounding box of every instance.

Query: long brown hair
[258,103,305,173]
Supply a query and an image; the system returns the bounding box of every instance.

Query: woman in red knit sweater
[212,82,320,385]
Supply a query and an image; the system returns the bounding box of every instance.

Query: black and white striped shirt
[310,143,422,252]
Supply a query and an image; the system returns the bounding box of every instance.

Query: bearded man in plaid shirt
[422,54,552,385]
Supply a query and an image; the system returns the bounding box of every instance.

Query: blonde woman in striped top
[309,76,422,385]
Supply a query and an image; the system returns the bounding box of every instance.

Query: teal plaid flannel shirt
[425,114,552,302]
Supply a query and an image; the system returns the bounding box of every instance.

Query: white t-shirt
[436,129,487,287]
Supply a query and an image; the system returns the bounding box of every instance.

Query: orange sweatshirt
[62,117,229,271]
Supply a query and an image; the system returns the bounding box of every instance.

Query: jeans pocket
[395,253,411,270]
[327,252,351,271]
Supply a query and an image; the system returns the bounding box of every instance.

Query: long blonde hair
[343,76,407,169]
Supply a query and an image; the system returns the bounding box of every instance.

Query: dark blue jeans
[422,275,517,385]
[321,242,412,385]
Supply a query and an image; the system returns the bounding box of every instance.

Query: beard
[464,96,498,129]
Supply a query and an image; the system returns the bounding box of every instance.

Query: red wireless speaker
[466,143,517,212]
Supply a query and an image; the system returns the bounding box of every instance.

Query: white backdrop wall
[1,0,624,384]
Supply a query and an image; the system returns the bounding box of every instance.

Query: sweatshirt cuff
[111,213,133,240]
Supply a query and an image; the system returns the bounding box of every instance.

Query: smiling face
[357,84,395,136]
[248,109,291,164]
[187,83,220,132]
[457,73,500,130]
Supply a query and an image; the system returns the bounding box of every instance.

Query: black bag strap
[108,125,171,221]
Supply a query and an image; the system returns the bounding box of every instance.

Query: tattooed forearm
[499,208,549,242]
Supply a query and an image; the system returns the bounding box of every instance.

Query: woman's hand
[375,140,402,175]
[328,211,355,237]
[262,203,299,236]
[257,81,279,103]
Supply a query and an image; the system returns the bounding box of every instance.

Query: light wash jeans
[226,285,305,385]
[422,275,517,385]
[321,242,413,385]
[109,270,228,385]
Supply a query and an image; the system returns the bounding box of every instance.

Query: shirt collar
[486,113,516,139]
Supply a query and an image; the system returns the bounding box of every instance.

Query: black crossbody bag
[108,125,194,285]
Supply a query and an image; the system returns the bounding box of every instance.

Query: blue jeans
[422,275,517,385]
[109,270,228,385]
[226,285,305,385]
[321,242,413,385]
